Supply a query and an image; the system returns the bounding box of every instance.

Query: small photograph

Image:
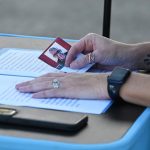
[39,37,71,70]
[44,42,68,69]
[48,47,67,69]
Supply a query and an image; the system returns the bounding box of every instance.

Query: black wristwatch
[107,67,131,101]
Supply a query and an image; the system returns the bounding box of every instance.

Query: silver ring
[88,52,95,64]
[52,79,60,88]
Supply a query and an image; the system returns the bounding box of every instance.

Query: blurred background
[0,0,150,43]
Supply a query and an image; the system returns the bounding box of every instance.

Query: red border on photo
[39,37,71,68]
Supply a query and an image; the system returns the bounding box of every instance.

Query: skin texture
[16,33,150,106]
[65,33,138,70]
[16,73,109,100]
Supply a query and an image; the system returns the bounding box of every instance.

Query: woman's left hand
[16,73,109,100]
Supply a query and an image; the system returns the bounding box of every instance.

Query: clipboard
[0,105,88,132]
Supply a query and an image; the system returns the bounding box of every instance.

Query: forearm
[132,42,150,71]
[114,42,150,71]
[120,72,150,106]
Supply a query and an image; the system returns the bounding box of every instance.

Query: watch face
[108,67,130,83]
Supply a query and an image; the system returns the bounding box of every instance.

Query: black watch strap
[107,67,131,101]
[107,83,122,101]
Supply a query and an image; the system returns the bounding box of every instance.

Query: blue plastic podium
[0,34,150,150]
[0,108,149,150]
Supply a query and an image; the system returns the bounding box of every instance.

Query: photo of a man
[39,37,71,70]
[48,47,67,69]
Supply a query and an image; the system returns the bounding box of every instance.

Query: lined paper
[0,49,93,77]
[0,48,112,114]
[0,75,112,114]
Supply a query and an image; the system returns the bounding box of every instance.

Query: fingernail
[32,94,37,98]
[17,87,26,92]
[70,62,76,68]
[15,85,23,90]
[15,85,19,89]
[32,94,40,98]
[16,83,21,87]
[65,62,69,67]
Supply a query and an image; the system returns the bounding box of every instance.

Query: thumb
[70,51,98,69]
[65,40,85,67]
[70,54,89,69]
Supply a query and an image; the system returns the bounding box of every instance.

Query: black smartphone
[0,107,88,132]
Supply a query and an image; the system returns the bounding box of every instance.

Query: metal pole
[102,0,112,38]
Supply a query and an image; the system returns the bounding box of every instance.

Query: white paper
[0,48,112,114]
[0,75,112,114]
[0,49,93,77]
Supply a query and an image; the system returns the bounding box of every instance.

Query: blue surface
[0,108,149,150]
[0,33,78,43]
[0,34,150,150]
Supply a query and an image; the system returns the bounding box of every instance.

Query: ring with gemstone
[52,79,60,88]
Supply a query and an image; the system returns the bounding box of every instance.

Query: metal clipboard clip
[0,107,17,117]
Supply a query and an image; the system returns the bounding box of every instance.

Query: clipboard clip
[0,107,17,116]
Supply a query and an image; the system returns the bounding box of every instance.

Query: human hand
[15,73,109,100]
[65,33,131,70]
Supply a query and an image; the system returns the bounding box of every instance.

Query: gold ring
[88,52,95,64]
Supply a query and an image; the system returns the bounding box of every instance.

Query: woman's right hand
[65,33,132,70]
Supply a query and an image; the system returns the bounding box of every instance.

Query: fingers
[69,54,89,69]
[16,77,49,89]
[32,88,80,99]
[65,41,85,67]
[16,73,67,89]
[16,78,77,99]
[32,85,98,99]
[15,72,78,92]
[17,82,51,93]
[65,34,93,67]
[32,89,68,99]
[15,72,100,100]
[16,77,64,92]
[69,51,97,69]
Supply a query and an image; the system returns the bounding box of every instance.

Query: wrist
[113,42,138,69]
[120,72,150,106]
[107,67,131,102]
[119,72,134,102]
[97,73,110,99]
[132,43,150,71]
[119,72,142,104]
